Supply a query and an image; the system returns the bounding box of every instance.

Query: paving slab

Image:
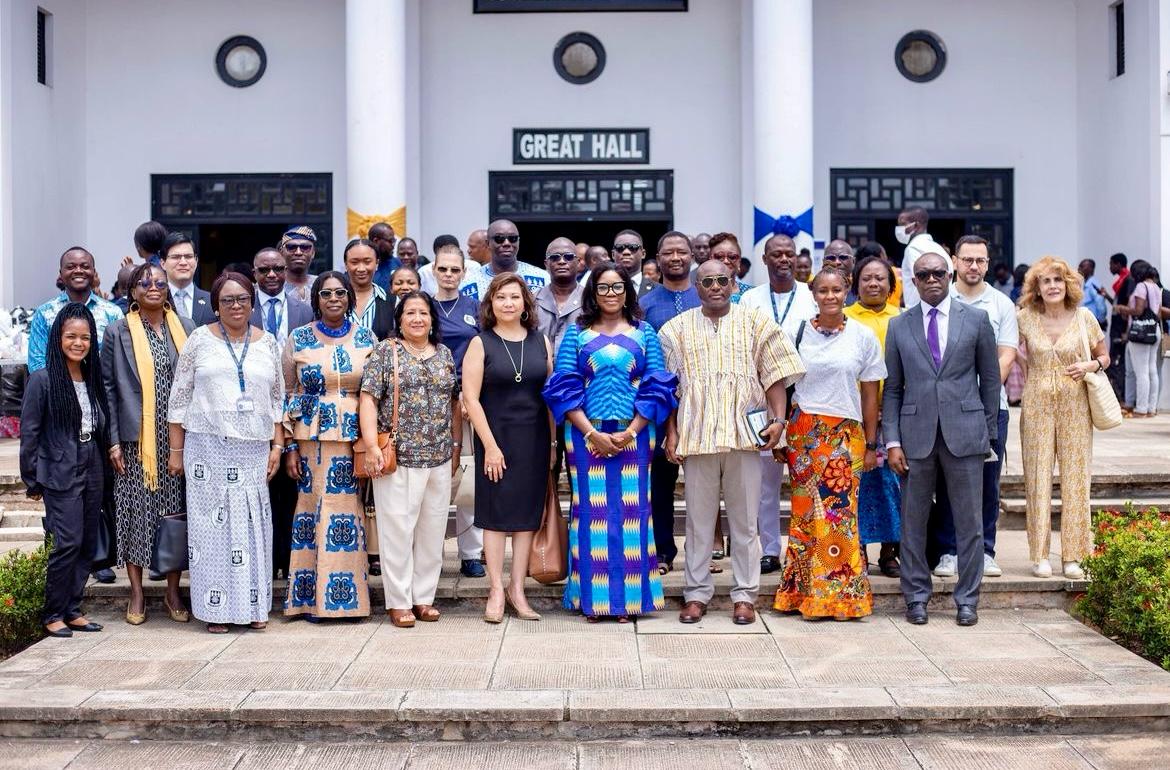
[76,633,235,662]
[66,740,247,770]
[236,742,410,770]
[1067,734,1170,770]
[640,660,796,690]
[910,631,1066,660]
[903,734,1093,770]
[774,632,922,659]
[0,688,94,721]
[491,661,641,690]
[498,632,636,662]
[1055,640,1165,669]
[77,689,248,721]
[730,687,898,721]
[578,739,747,769]
[939,658,1103,686]
[234,690,405,723]
[635,612,768,634]
[786,657,948,688]
[211,632,368,663]
[762,612,902,637]
[569,689,735,721]
[637,633,778,659]
[35,659,205,690]
[359,633,500,663]
[398,689,565,721]
[741,737,921,769]
[181,661,340,691]
[337,661,493,690]
[886,684,1058,720]
[1044,684,1170,717]
[0,739,90,770]
[406,742,578,770]
[504,614,635,634]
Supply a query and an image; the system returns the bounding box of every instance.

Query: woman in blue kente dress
[543,263,677,622]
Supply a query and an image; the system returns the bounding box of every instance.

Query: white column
[750,0,814,258]
[346,0,407,240]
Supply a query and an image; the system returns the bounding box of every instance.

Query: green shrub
[1076,505,1170,670]
[0,542,49,658]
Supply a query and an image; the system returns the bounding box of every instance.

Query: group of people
[19,204,1119,637]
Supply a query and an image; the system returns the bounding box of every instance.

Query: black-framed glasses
[284,242,313,253]
[318,288,350,299]
[595,282,627,296]
[699,275,731,289]
[546,252,576,263]
[613,242,642,253]
[219,295,252,307]
[255,265,286,275]
[136,279,168,290]
[492,234,519,244]
[914,269,949,282]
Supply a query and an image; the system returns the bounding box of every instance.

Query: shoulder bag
[1078,312,1123,431]
[354,342,399,478]
[1127,283,1160,345]
[529,472,568,584]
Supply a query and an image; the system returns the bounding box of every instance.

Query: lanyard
[218,322,251,394]
[770,290,796,327]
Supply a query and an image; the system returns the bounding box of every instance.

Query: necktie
[265,298,279,335]
[927,307,942,369]
[176,290,190,318]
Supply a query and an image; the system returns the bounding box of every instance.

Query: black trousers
[42,441,104,624]
[268,466,299,579]
[650,446,679,564]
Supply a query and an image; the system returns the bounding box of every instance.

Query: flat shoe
[44,625,72,638]
[66,621,103,632]
[207,623,230,634]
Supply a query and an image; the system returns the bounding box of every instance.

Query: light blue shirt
[26,292,124,372]
[1082,276,1109,324]
[459,261,550,304]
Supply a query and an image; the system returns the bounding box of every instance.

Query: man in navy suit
[161,232,216,326]
[250,246,314,348]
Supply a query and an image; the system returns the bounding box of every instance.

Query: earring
[128,301,141,314]
[520,310,530,322]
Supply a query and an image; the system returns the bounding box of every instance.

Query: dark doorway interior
[195,223,287,285]
[515,220,672,267]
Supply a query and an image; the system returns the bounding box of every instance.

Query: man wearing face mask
[896,206,950,309]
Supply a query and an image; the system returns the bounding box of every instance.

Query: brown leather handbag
[354,343,399,478]
[528,472,568,584]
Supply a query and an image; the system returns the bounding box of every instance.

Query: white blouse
[791,320,886,423]
[167,325,284,441]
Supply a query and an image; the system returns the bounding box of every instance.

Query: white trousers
[683,451,762,604]
[1128,340,1161,414]
[756,452,786,557]
[453,417,483,560]
[373,464,451,609]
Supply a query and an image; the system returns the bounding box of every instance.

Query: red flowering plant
[1076,505,1170,670]
[0,542,49,658]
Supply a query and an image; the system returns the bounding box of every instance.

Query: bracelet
[283,442,299,454]
[169,448,184,454]
[551,441,558,448]
[270,443,284,452]
[583,429,597,441]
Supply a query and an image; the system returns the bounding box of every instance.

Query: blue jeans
[928,409,1009,560]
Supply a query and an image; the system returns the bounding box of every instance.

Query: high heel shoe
[483,593,504,624]
[505,589,541,621]
[164,598,190,623]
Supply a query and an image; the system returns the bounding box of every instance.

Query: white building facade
[0,0,1166,307]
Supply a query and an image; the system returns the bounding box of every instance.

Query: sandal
[711,549,726,561]
[207,623,229,634]
[389,608,416,628]
[709,562,724,574]
[617,616,630,624]
[585,615,600,624]
[368,558,382,577]
[412,604,441,622]
[249,621,267,630]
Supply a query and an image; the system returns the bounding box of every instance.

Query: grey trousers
[900,433,984,608]
[683,451,762,605]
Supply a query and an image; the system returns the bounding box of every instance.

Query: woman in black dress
[462,273,554,624]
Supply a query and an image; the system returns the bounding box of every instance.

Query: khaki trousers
[373,464,451,609]
[682,451,762,605]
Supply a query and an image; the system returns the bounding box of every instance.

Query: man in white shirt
[930,235,1017,579]
[739,234,818,572]
[897,206,951,309]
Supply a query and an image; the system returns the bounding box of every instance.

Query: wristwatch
[865,441,879,451]
[768,417,785,426]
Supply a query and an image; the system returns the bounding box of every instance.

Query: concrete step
[0,526,45,542]
[0,509,44,528]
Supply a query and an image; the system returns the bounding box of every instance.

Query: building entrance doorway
[151,173,332,287]
[489,170,673,267]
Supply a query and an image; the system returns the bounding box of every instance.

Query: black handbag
[1128,284,1161,345]
[150,513,189,574]
[91,506,117,570]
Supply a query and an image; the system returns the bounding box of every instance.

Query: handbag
[150,513,189,574]
[1127,284,1160,345]
[354,343,399,478]
[1078,313,1123,431]
[91,505,117,571]
[528,472,568,584]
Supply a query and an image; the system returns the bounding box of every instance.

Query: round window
[894,30,946,83]
[554,32,605,85]
[216,36,267,88]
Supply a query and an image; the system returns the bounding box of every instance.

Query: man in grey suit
[882,252,1000,627]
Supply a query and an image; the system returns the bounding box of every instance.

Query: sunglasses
[137,279,168,290]
[914,269,949,282]
[435,265,463,274]
[546,252,576,263]
[284,242,313,253]
[699,275,731,289]
[492,234,519,244]
[255,265,286,275]
[613,242,642,253]
[219,295,252,308]
[318,288,350,299]
[822,254,851,264]
[595,282,627,296]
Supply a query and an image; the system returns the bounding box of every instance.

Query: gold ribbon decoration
[347,206,406,240]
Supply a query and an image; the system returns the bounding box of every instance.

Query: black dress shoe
[148,569,165,581]
[760,555,781,574]
[44,625,73,638]
[92,568,116,584]
[905,601,928,625]
[65,620,104,632]
[956,605,979,627]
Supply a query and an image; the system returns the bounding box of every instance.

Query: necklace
[316,318,352,338]
[402,338,431,356]
[500,333,526,382]
[436,297,460,319]
[219,323,249,343]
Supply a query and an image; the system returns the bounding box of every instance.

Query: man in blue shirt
[637,231,699,576]
[369,222,401,293]
[459,219,550,302]
[27,247,124,372]
[1079,259,1109,328]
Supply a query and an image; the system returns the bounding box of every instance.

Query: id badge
[236,395,255,413]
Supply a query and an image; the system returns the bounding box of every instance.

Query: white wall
[416,0,742,251]
[80,0,346,305]
[812,0,1081,266]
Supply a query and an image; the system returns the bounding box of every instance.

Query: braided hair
[44,303,106,433]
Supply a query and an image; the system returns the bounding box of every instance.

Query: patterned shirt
[26,292,124,372]
[350,284,387,333]
[282,324,377,442]
[459,261,550,304]
[638,285,700,331]
[360,339,456,468]
[658,304,805,456]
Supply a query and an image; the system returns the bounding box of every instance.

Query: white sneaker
[983,554,1003,577]
[1063,561,1085,580]
[933,553,957,577]
[1032,559,1053,578]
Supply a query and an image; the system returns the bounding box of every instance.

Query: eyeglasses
[546,252,576,263]
[712,252,740,264]
[914,269,949,282]
[255,265,286,275]
[219,295,252,308]
[822,254,851,264]
[137,279,168,290]
[435,265,463,274]
[957,256,990,266]
[284,242,313,253]
[492,234,519,244]
[613,242,642,253]
[166,252,196,262]
[595,282,627,296]
[699,275,731,289]
[318,288,350,299]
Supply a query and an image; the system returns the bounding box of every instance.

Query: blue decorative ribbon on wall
[753,206,814,244]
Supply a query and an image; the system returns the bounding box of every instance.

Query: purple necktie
[927,307,942,369]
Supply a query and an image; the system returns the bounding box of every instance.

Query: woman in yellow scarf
[101,263,195,624]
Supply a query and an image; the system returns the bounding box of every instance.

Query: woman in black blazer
[20,303,110,638]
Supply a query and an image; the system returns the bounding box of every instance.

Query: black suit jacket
[248,292,314,336]
[371,294,397,341]
[20,369,109,494]
[190,287,217,326]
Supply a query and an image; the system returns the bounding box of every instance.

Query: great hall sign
[513,128,650,164]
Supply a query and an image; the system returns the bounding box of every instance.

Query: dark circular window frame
[553,32,606,85]
[894,30,947,83]
[216,35,267,89]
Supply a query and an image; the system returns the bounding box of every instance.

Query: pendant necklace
[501,334,525,383]
[403,339,431,357]
[436,297,460,319]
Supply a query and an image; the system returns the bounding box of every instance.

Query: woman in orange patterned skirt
[774,269,885,620]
